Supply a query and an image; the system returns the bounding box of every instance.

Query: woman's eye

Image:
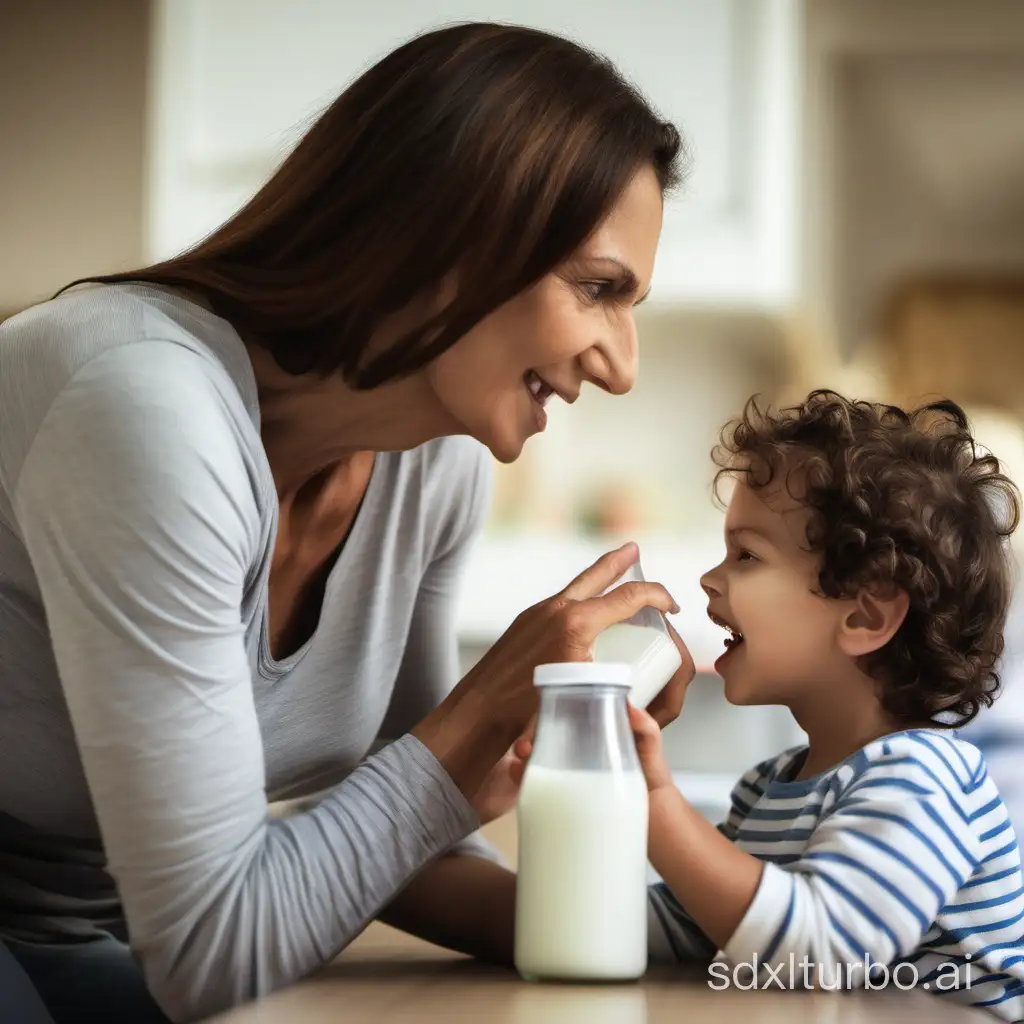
[579,281,610,302]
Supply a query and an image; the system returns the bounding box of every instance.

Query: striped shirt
[648,729,1024,1020]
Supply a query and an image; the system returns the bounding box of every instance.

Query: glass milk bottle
[515,662,649,982]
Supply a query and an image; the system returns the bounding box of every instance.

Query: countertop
[207,925,987,1024]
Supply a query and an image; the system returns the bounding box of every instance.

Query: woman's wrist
[412,687,519,799]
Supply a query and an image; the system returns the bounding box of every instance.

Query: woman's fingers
[559,542,638,602]
[512,713,536,762]
[520,713,537,745]
[508,752,529,789]
[575,580,680,638]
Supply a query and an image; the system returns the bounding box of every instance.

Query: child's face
[700,474,852,707]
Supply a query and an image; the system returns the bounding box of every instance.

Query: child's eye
[736,549,757,563]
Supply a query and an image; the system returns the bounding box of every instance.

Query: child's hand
[627,702,674,793]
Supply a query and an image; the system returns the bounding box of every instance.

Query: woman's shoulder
[1,283,256,410]
[1,285,266,522]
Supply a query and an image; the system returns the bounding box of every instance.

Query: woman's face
[425,165,665,463]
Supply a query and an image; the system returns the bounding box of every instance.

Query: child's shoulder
[733,746,806,792]
[739,728,988,796]
[849,727,986,794]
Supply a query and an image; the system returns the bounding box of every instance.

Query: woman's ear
[837,588,910,658]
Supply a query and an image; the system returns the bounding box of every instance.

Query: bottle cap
[533,662,632,688]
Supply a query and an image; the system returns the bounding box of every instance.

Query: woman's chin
[491,443,525,465]
[480,421,532,464]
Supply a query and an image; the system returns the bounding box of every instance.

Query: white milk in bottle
[515,767,649,979]
[515,662,649,982]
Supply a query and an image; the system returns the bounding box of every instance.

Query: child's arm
[630,705,765,952]
[632,712,986,982]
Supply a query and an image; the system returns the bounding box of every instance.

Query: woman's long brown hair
[61,22,684,388]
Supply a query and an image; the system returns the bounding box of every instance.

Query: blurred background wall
[3,0,1024,827]
[0,0,149,317]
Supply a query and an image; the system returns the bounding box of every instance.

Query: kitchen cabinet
[148,0,800,308]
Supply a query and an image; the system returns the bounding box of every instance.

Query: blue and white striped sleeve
[648,759,772,961]
[722,743,983,985]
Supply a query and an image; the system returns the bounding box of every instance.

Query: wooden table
[208,925,987,1023]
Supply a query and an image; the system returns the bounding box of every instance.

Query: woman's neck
[247,345,461,496]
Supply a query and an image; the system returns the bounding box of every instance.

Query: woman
[0,22,694,1024]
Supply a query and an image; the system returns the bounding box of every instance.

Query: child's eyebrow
[727,526,774,546]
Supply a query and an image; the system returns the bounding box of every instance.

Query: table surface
[207,925,988,1024]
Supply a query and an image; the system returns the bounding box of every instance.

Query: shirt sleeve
[647,760,772,962]
[378,441,504,866]
[722,746,983,987]
[13,342,479,1023]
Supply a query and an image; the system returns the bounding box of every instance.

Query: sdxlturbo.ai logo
[708,953,973,991]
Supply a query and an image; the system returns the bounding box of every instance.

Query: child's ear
[837,588,910,658]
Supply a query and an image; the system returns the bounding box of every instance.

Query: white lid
[533,662,632,688]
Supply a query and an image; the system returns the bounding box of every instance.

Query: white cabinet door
[149,0,799,307]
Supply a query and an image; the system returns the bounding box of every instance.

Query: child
[632,390,1024,1018]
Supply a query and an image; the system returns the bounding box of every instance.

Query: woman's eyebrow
[589,255,649,303]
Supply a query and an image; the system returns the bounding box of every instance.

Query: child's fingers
[513,736,533,760]
[627,702,674,791]
[627,701,662,743]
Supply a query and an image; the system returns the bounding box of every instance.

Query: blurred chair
[879,274,1024,416]
[880,273,1024,839]
[781,276,1024,838]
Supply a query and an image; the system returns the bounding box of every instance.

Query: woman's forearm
[412,687,520,800]
[379,853,517,964]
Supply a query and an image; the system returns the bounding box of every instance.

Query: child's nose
[700,571,721,600]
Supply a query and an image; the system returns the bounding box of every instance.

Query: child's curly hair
[713,389,1021,728]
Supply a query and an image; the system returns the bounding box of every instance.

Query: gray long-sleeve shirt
[0,284,494,1021]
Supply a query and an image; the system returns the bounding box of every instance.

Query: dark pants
[2,935,169,1024]
[0,939,55,1024]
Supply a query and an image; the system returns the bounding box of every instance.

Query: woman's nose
[579,328,637,396]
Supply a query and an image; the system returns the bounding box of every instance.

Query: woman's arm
[375,440,508,864]
[378,856,517,963]
[14,343,487,1023]
[371,445,517,959]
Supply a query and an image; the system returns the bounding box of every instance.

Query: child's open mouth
[709,611,744,669]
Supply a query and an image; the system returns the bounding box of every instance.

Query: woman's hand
[506,614,696,784]
[412,542,681,800]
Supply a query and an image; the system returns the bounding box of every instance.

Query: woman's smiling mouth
[524,369,556,429]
